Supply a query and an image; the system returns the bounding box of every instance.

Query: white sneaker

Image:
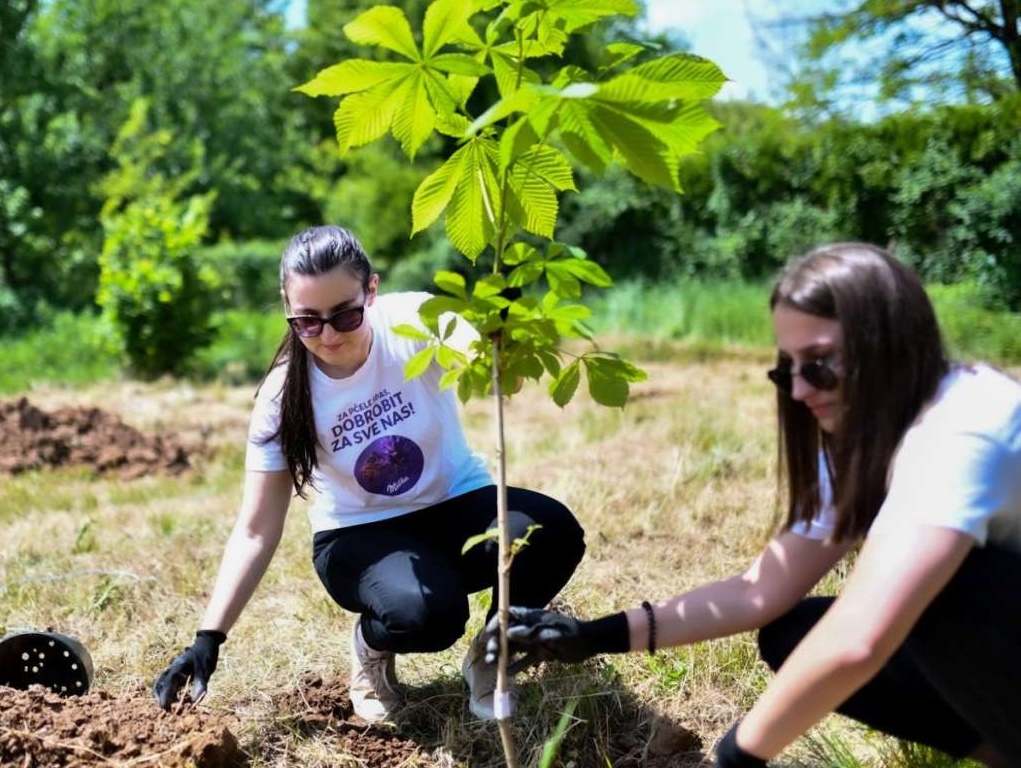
[349,622,400,723]
[462,630,517,720]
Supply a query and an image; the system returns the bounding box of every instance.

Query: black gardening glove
[482,606,629,674]
[715,722,768,768]
[152,630,227,710]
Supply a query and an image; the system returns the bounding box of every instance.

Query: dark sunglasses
[286,305,366,338]
[767,357,841,394]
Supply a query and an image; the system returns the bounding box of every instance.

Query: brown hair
[258,225,373,497]
[770,243,948,541]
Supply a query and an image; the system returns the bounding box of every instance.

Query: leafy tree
[0,0,110,324]
[30,0,308,239]
[0,0,316,327]
[97,100,219,378]
[763,0,1020,116]
[296,0,725,761]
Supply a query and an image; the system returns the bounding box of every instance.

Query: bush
[197,239,285,311]
[97,193,220,379]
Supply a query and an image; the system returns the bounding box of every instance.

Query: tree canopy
[760,0,1019,115]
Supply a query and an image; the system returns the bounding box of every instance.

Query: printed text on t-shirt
[330,389,416,452]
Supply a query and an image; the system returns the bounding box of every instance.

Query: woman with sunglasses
[152,224,585,722]
[485,242,1021,766]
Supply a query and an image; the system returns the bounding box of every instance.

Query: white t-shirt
[791,364,1021,552]
[245,292,492,532]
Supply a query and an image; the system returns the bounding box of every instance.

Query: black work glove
[715,722,768,768]
[482,606,629,674]
[152,630,227,710]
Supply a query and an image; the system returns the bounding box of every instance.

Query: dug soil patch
[0,684,240,767]
[0,397,190,478]
[0,675,429,767]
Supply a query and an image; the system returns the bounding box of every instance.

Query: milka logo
[386,476,411,494]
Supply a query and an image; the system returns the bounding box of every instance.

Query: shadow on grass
[241,663,707,768]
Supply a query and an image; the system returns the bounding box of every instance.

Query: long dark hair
[771,243,948,541]
[259,225,373,497]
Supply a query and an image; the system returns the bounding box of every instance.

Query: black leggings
[757,545,1021,761]
[312,485,585,654]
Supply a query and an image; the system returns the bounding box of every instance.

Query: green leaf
[502,241,541,266]
[598,53,728,103]
[436,342,465,368]
[537,347,562,377]
[600,42,646,72]
[429,53,492,77]
[462,528,499,554]
[435,111,474,138]
[508,261,545,286]
[591,106,679,190]
[508,352,544,380]
[434,270,468,299]
[392,73,438,158]
[423,0,484,56]
[556,100,614,172]
[500,116,541,170]
[640,101,723,159]
[412,149,466,234]
[446,139,500,260]
[467,86,540,136]
[473,273,507,297]
[422,68,463,113]
[584,355,629,407]
[545,262,582,298]
[332,81,405,155]
[392,322,432,341]
[344,6,420,61]
[545,302,591,322]
[550,360,581,406]
[420,295,469,328]
[458,365,482,402]
[439,366,463,390]
[504,145,576,239]
[542,0,639,33]
[515,144,576,191]
[553,256,612,287]
[294,60,409,97]
[404,346,437,380]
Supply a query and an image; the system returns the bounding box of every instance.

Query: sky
[642,0,775,102]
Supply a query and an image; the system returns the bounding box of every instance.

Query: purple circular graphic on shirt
[353,435,424,496]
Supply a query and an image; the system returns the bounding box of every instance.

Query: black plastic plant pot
[0,631,94,696]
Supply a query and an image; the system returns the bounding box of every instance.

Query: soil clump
[0,398,190,478]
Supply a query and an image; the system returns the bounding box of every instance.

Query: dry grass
[3,350,1008,767]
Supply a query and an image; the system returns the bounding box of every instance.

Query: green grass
[587,278,775,349]
[928,282,1021,364]
[0,312,120,393]
[0,353,994,767]
[589,277,1021,366]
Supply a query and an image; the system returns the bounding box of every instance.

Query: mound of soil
[0,675,429,768]
[0,684,239,767]
[0,398,190,479]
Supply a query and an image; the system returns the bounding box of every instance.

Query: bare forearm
[624,575,785,652]
[740,639,883,756]
[737,529,973,758]
[200,525,281,632]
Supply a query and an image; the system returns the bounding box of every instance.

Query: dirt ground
[0,676,428,768]
[0,396,707,767]
[0,399,444,767]
[0,397,190,478]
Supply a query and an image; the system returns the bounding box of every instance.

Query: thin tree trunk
[491,337,519,768]
[1001,0,1021,91]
